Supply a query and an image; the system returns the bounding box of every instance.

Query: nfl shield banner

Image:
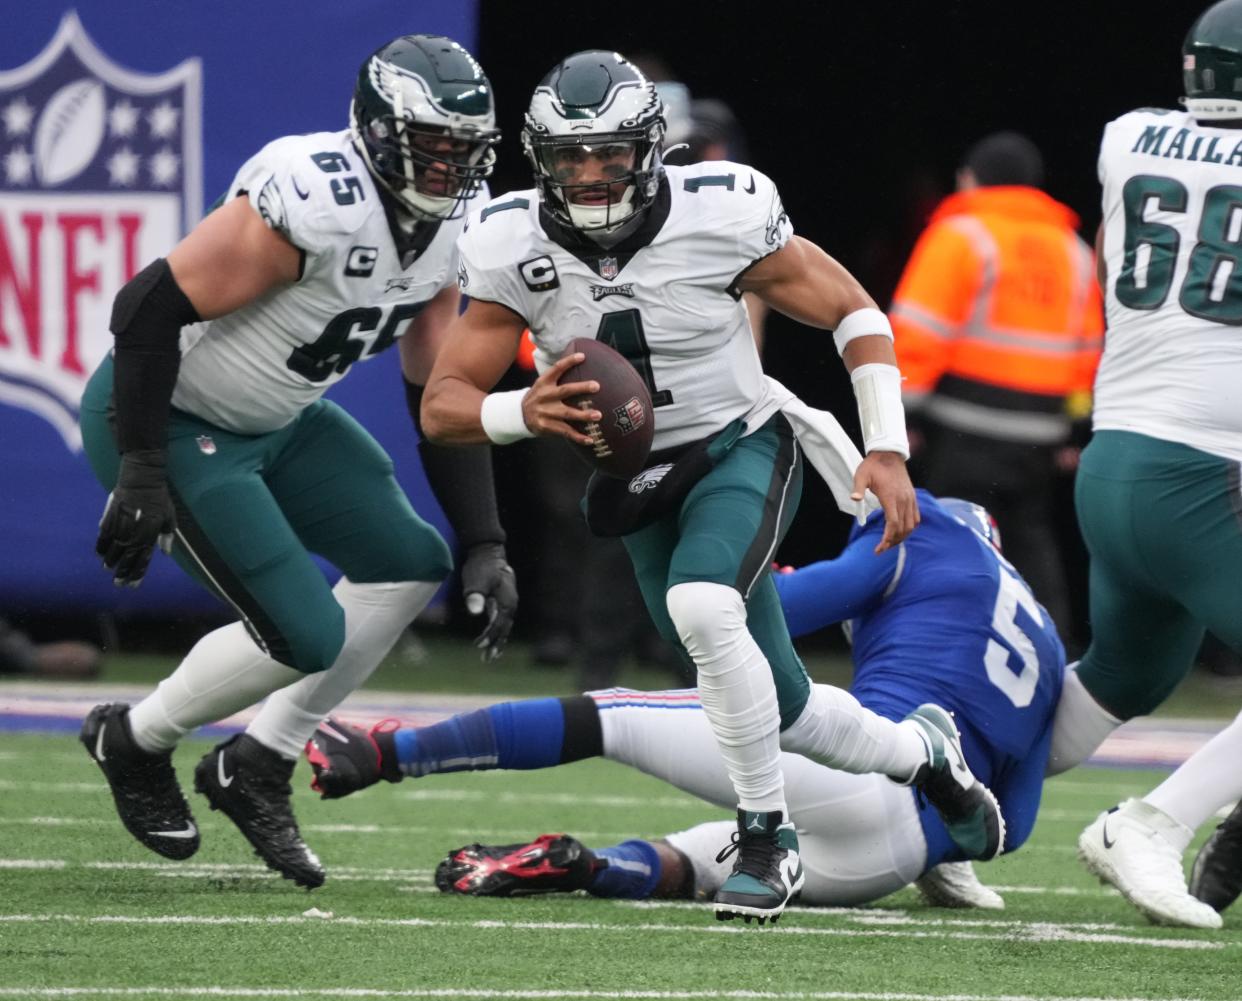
[0,4,476,616]
[0,12,201,450]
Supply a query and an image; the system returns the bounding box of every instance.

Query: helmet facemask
[354,104,497,220]
[524,123,664,233]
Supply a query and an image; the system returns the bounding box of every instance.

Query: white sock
[666,581,787,817]
[781,683,928,782]
[127,622,303,753]
[1145,708,1242,833]
[1046,662,1122,776]
[246,578,438,760]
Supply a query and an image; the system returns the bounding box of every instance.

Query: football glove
[460,541,517,662]
[96,449,176,588]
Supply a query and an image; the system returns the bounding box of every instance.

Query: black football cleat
[80,703,200,860]
[1190,800,1242,913]
[713,809,804,925]
[194,733,324,889]
[305,716,402,799]
[435,834,602,896]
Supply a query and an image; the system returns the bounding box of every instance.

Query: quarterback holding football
[422,51,1005,925]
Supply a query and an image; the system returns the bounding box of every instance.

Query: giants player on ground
[308,494,1064,912]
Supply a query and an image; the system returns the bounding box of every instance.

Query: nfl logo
[0,13,201,451]
[195,435,217,455]
[613,396,646,435]
[599,256,618,281]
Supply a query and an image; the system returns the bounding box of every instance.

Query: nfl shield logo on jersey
[599,256,618,281]
[195,435,217,456]
[0,12,201,450]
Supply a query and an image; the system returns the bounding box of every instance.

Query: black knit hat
[963,131,1044,188]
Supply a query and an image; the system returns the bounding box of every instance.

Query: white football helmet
[522,50,665,233]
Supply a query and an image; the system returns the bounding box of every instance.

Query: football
[557,337,655,479]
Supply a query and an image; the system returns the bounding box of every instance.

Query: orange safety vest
[891,186,1103,444]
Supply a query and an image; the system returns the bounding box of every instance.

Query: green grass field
[1,645,1239,1000]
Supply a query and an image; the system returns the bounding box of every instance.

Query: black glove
[460,542,518,662]
[96,449,176,588]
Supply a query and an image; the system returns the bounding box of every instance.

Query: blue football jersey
[773,490,1065,859]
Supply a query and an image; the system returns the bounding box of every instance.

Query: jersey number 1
[596,309,673,407]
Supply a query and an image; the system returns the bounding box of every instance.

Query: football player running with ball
[1047,0,1242,929]
[422,52,1002,924]
[79,36,516,889]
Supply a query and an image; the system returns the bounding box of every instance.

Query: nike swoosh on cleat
[217,753,235,789]
[149,823,197,839]
[1102,817,1116,850]
[95,722,107,763]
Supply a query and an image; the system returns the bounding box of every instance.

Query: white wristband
[479,389,534,445]
[833,307,893,356]
[850,363,909,458]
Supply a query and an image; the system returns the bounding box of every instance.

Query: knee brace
[665,581,746,668]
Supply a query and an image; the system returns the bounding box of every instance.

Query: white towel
[765,376,881,525]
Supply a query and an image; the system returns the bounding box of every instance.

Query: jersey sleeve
[773,525,901,638]
[731,166,794,268]
[230,136,351,279]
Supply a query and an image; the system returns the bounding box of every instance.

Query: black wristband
[405,377,506,549]
[111,258,199,454]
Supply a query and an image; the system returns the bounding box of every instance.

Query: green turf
[3,643,1239,998]
[0,723,1238,1000]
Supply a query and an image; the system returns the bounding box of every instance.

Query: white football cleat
[915,861,1004,910]
[1078,798,1222,929]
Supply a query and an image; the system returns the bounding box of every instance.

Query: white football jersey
[172,130,475,434]
[457,161,795,451]
[1095,108,1242,461]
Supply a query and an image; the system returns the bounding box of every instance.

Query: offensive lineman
[78,36,517,889]
[1048,0,1242,929]
[421,51,1001,924]
[306,493,1063,912]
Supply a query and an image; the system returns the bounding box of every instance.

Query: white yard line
[0,912,1223,950]
[0,780,107,792]
[0,988,1219,1000]
[0,818,649,841]
[398,789,703,810]
[0,857,1123,898]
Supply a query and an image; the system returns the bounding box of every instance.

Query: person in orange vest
[891,132,1103,639]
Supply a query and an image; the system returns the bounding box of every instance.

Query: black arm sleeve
[110,258,200,453]
[405,377,506,549]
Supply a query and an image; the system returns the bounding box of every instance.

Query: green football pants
[79,356,452,673]
[1075,430,1242,718]
[623,415,812,728]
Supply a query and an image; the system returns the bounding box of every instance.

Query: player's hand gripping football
[96,449,177,587]
[461,542,518,662]
[520,352,600,447]
[851,451,919,554]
